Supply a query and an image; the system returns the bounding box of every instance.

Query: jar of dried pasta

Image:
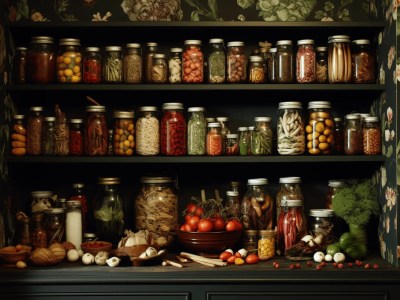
[136,106,160,156]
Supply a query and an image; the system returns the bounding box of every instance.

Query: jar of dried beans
[83,47,101,83]
[362,116,381,155]
[161,102,186,156]
[344,114,363,155]
[42,116,56,156]
[296,39,315,83]
[276,40,294,83]
[207,122,222,156]
[267,47,277,83]
[315,46,328,83]
[351,39,376,83]
[57,38,82,83]
[27,106,44,155]
[238,126,250,156]
[136,106,160,156]
[333,117,344,154]
[328,36,351,83]
[103,46,123,83]
[152,53,167,83]
[226,133,239,155]
[251,117,273,155]
[44,208,65,244]
[123,43,142,83]
[113,110,135,156]
[13,47,27,83]
[249,55,265,83]
[187,107,206,155]
[144,42,158,83]
[69,118,83,156]
[11,114,27,156]
[227,41,247,83]
[276,177,304,223]
[135,176,178,248]
[208,38,226,83]
[182,40,204,83]
[168,48,182,84]
[26,36,56,83]
[84,105,108,156]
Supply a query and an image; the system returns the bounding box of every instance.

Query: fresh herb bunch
[332,179,380,226]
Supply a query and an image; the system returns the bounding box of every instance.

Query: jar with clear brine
[276,177,304,223]
[352,39,376,83]
[135,176,178,248]
[363,116,381,155]
[136,106,160,155]
[344,114,363,155]
[57,38,82,83]
[296,39,315,83]
[227,41,247,83]
[328,36,351,83]
[187,107,206,155]
[208,38,226,83]
[169,48,182,84]
[226,190,240,219]
[123,43,142,83]
[161,102,186,156]
[249,55,265,83]
[152,53,167,83]
[26,36,55,83]
[83,47,101,83]
[276,40,294,83]
[11,114,27,156]
[309,209,336,244]
[251,117,273,155]
[182,40,204,83]
[27,106,44,155]
[103,46,123,83]
[326,179,346,209]
[113,110,134,156]
[268,47,277,83]
[315,46,328,83]
[84,105,108,156]
[13,47,27,83]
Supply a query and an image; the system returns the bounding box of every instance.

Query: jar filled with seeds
[123,43,142,83]
[344,114,363,155]
[42,116,56,156]
[251,117,273,155]
[135,176,178,248]
[276,40,294,83]
[44,208,65,244]
[69,118,83,156]
[11,114,27,156]
[249,55,265,83]
[84,105,108,156]
[315,46,328,83]
[226,133,239,155]
[333,117,344,154]
[208,38,226,83]
[276,177,304,223]
[161,102,186,156]
[13,47,27,83]
[83,47,101,83]
[362,116,381,155]
[113,110,135,156]
[296,39,315,83]
[26,36,55,83]
[351,39,376,83]
[57,38,82,83]
[187,107,207,155]
[225,190,240,219]
[168,47,182,84]
[268,47,277,83]
[27,106,44,155]
[328,36,351,83]
[206,122,222,156]
[238,126,250,156]
[182,40,204,83]
[227,41,247,83]
[152,53,168,83]
[144,42,158,83]
[326,179,346,209]
[136,106,160,156]
[277,101,305,155]
[103,46,123,83]
[258,230,275,260]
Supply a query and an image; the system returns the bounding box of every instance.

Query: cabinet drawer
[207,292,387,300]
[1,293,190,300]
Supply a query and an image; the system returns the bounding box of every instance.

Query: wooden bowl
[176,230,242,254]
[0,245,32,264]
[80,241,112,256]
[114,245,166,266]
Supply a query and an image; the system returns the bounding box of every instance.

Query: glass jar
[362,116,381,155]
[182,40,204,83]
[65,200,82,249]
[135,176,178,248]
[351,39,376,83]
[69,183,88,233]
[243,229,258,253]
[17,217,31,246]
[258,230,276,260]
[31,190,53,216]
[31,214,47,249]
[296,39,315,83]
[344,114,363,155]
[152,53,168,83]
[238,126,250,156]
[69,118,83,156]
[227,41,247,83]
[208,38,226,83]
[123,43,142,83]
[57,38,82,83]
[11,114,27,156]
[241,178,274,230]
[315,46,328,83]
[42,116,56,156]
[276,40,294,83]
[187,107,207,155]
[309,209,336,244]
[216,117,230,155]
[108,129,114,156]
[44,208,65,244]
[136,106,160,156]
[276,177,304,223]
[251,117,273,155]
[113,110,135,156]
[83,47,102,83]
[83,232,97,243]
[168,47,182,84]
[27,106,44,155]
[95,177,124,246]
[267,47,277,83]
[54,113,69,156]
[161,102,186,156]
[226,133,239,155]
[84,105,108,156]
[249,55,265,83]
[13,47,27,83]
[326,179,346,209]
[306,101,335,155]
[328,36,351,83]
[26,36,55,83]
[277,101,305,155]
[225,190,240,219]
[103,46,123,83]
[144,42,158,83]
[206,122,223,156]
[333,117,344,154]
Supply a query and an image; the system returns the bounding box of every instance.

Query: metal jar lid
[328,180,346,187]
[162,102,184,110]
[13,114,25,120]
[44,116,56,122]
[188,107,205,113]
[281,199,303,207]
[308,101,332,109]
[209,38,224,44]
[276,40,293,46]
[226,191,239,197]
[247,178,268,185]
[309,209,334,218]
[139,106,158,112]
[279,177,301,184]
[207,122,221,128]
[85,47,100,52]
[45,208,65,215]
[98,177,120,185]
[227,41,244,47]
[184,40,202,45]
[297,39,314,45]
[126,43,141,49]
[86,105,106,112]
[114,110,134,119]
[278,101,303,109]
[140,176,173,184]
[31,191,53,198]
[170,47,183,53]
[70,118,83,124]
[66,200,82,208]
[254,116,271,122]
[105,46,122,52]
[59,38,81,46]
[30,106,44,112]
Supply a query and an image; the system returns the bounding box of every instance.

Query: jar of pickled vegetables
[326,179,346,209]
[344,114,363,155]
[11,114,27,156]
[123,43,142,83]
[251,117,273,155]
[315,46,328,83]
[206,122,222,156]
[238,126,250,156]
[136,106,160,156]
[226,133,239,155]
[225,190,240,219]
[276,177,304,223]
[57,38,82,83]
[69,118,83,156]
[27,106,44,155]
[182,40,204,83]
[152,53,167,83]
[258,230,275,260]
[296,39,315,83]
[249,55,265,83]
[187,107,206,155]
[26,36,56,83]
[113,110,134,156]
[328,36,351,83]
[333,117,344,154]
[42,116,56,156]
[44,208,65,244]
[276,40,294,83]
[309,209,336,243]
[208,38,226,83]
[351,39,376,83]
[216,117,230,155]
[161,102,186,156]
[84,105,108,156]
[103,46,123,83]
[362,116,381,155]
[83,47,101,83]
[227,41,247,83]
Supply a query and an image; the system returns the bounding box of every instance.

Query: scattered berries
[364,263,371,269]
[355,260,363,266]
[337,263,344,269]
[307,261,313,267]
[347,262,353,267]
[373,263,379,269]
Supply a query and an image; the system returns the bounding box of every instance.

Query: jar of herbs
[103,46,123,83]
[69,118,83,156]
[123,43,142,83]
[11,114,27,156]
[251,117,273,155]
[13,47,27,83]
[344,114,363,155]
[315,46,328,83]
[57,38,82,83]
[27,106,44,155]
[26,36,56,83]
[249,55,265,83]
[238,126,250,156]
[296,39,315,83]
[208,38,226,83]
[136,106,160,156]
[42,116,56,156]
[351,39,376,83]
[83,47,102,83]
[206,122,223,156]
[113,110,135,156]
[187,107,207,155]
[362,116,381,155]
[84,105,108,156]
[161,102,186,156]
[54,110,70,157]
[227,41,247,83]
[276,177,304,223]
[168,47,182,84]
[182,40,204,83]
[276,40,294,83]
[152,53,168,83]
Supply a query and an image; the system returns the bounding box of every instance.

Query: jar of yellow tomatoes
[57,38,82,83]
[113,110,135,156]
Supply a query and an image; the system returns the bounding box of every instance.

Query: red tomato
[225,219,241,231]
[197,218,213,232]
[227,255,237,264]
[180,223,195,232]
[219,251,233,262]
[212,217,226,232]
[233,218,243,231]
[185,203,198,215]
[245,253,259,264]
[186,215,200,231]
[194,206,204,217]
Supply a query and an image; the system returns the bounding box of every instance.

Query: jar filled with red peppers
[27,106,44,156]
[182,40,204,83]
[161,102,186,156]
[69,118,83,156]
[83,47,101,83]
[84,105,108,156]
[296,39,315,83]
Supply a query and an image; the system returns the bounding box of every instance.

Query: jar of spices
[69,183,88,233]
[182,40,204,83]
[31,191,53,216]
[251,117,273,155]
[152,53,168,83]
[11,114,27,156]
[135,176,178,248]
[315,46,328,83]
[351,39,376,83]
[84,105,108,156]
[144,42,158,83]
[83,47,102,83]
[276,40,294,83]
[123,43,142,83]
[83,232,97,243]
[27,106,44,155]
[333,117,344,154]
[69,118,83,156]
[276,177,304,223]
[13,47,27,83]
[309,209,336,243]
[26,36,56,83]
[344,114,363,155]
[326,179,346,209]
[208,38,226,83]
[243,229,258,253]
[187,107,207,155]
[161,102,186,156]
[57,38,82,83]
[113,110,135,156]
[54,112,69,156]
[168,47,182,84]
[238,126,250,156]
[296,39,315,83]
[258,230,276,260]
[267,47,277,83]
[249,55,265,83]
[216,117,230,155]
[42,116,56,156]
[207,122,223,156]
[225,190,240,219]
[44,208,65,244]
[227,41,247,83]
[136,106,160,156]
[277,101,305,155]
[328,36,352,83]
[31,214,47,249]
[103,46,123,83]
[226,133,239,155]
[65,200,82,249]
[362,116,381,155]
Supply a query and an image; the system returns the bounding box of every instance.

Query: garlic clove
[313,235,323,245]
[82,253,95,265]
[145,247,158,257]
[106,257,121,267]
[238,248,248,258]
[313,251,325,263]
[301,235,313,243]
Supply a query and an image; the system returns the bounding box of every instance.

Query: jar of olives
[113,110,135,156]
[57,38,82,83]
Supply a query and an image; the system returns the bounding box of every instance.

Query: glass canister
[144,42,158,83]
[243,229,258,253]
[328,36,352,83]
[161,102,186,156]
[227,41,247,83]
[31,214,47,249]
[84,105,108,156]
[13,47,27,83]
[277,101,305,155]
[344,114,363,155]
[44,208,65,244]
[296,39,315,83]
[276,177,304,223]
[258,230,276,260]
[57,38,82,83]
[65,200,82,249]
[83,47,102,83]
[17,217,31,246]
[362,116,381,155]
[249,55,265,83]
[42,116,56,156]
[306,101,335,155]
[27,106,44,155]
[240,178,274,230]
[26,36,55,83]
[216,117,230,155]
[326,179,346,209]
[103,46,123,83]
[152,53,168,83]
[315,46,328,83]
[309,209,336,244]
[54,111,70,156]
[225,190,240,219]
[206,122,223,156]
[136,106,160,156]
[351,39,376,83]
[113,110,135,156]
[333,117,344,154]
[135,176,178,248]
[69,118,83,156]
[69,183,88,233]
[187,106,207,155]
[123,43,142,83]
[267,47,277,83]
[95,177,124,246]
[11,114,27,156]
[251,117,273,155]
[226,133,239,155]
[208,38,226,83]
[168,47,182,84]
[276,40,294,83]
[182,39,204,83]
[238,126,250,156]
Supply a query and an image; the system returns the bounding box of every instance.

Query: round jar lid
[184,40,202,45]
[209,38,224,44]
[281,199,303,207]
[59,38,81,45]
[276,40,293,46]
[146,42,158,47]
[345,114,362,120]
[249,55,263,62]
[308,101,332,109]
[364,116,379,123]
[208,122,221,128]
[114,110,134,118]
[206,117,216,122]
[297,39,314,45]
[45,208,65,214]
[328,38,350,43]
[328,180,346,187]
[84,232,96,238]
[352,39,370,45]
[86,105,106,112]
[162,102,184,110]
[279,177,301,183]
[13,114,25,120]
[140,176,172,184]
[15,47,27,51]
[31,191,53,198]
[244,229,258,235]
[170,47,183,52]
[85,47,100,52]
[334,117,342,122]
[66,200,82,207]
[31,36,54,44]
[247,178,268,185]
[227,133,238,138]
[139,106,158,112]
[269,48,277,53]
[226,191,239,197]
[126,43,141,48]
[44,117,56,122]
[105,46,122,51]
[248,126,255,130]
[70,118,83,124]
[278,101,303,109]
[154,53,166,59]
[237,126,249,131]
[98,177,120,185]
[188,107,205,112]
[309,209,334,217]
[316,46,327,52]
[216,117,229,122]
[30,106,44,112]
[254,116,271,122]
[72,183,85,189]
[227,41,244,47]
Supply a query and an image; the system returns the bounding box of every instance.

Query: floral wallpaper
[0,0,399,266]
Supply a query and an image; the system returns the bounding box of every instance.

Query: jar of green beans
[251,117,273,155]
[187,107,207,155]
[103,46,123,83]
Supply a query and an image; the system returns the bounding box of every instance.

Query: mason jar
[44,208,65,244]
[208,38,226,83]
[333,117,344,154]
[168,47,182,84]
[103,46,123,83]
[82,47,101,83]
[65,200,82,249]
[251,117,273,155]
[362,116,381,155]
[267,47,277,83]
[161,102,186,155]
[54,113,70,156]
[226,133,239,155]
[182,40,204,83]
[309,209,336,243]
[216,116,230,155]
[57,38,82,83]
[326,179,346,209]
[351,39,376,83]
[84,105,108,156]
[13,46,27,83]
[27,106,44,155]
[11,114,27,156]
[144,42,158,83]
[296,39,315,83]
[276,40,294,83]
[249,55,265,83]
[69,118,83,156]
[225,190,240,219]
[136,106,160,156]
[315,46,328,83]
[26,36,56,83]
[206,122,223,156]
[328,36,351,83]
[344,114,363,155]
[152,53,168,83]
[113,110,135,156]
[123,43,142,83]
[187,107,207,155]
[227,41,247,83]
[238,126,250,156]
[275,177,304,223]
[42,116,56,156]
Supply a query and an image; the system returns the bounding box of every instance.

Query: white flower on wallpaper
[385,186,396,210]
[385,129,395,141]
[388,46,396,69]
[381,165,387,187]
[395,64,400,81]
[380,234,386,259]
[379,64,385,83]
[386,215,390,233]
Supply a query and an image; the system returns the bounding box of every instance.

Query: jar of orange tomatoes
[182,40,204,83]
[57,38,82,83]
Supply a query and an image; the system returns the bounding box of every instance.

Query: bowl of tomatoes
[0,244,32,265]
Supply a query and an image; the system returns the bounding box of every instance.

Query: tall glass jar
[227,41,247,83]
[54,113,69,156]
[208,38,226,83]
[65,200,82,249]
[123,43,142,83]
[187,107,206,155]
[84,105,108,156]
[44,208,65,244]
[27,106,44,155]
[268,47,277,83]
[11,114,27,156]
[83,47,102,83]
[136,106,160,156]
[135,176,178,248]
[296,39,315,83]
[144,42,158,83]
[26,36,55,83]
[69,183,88,233]
[328,36,351,83]
[362,116,381,155]
[161,102,186,156]
[42,116,56,156]
[168,47,182,84]
[31,214,47,249]
[351,39,376,83]
[57,38,82,83]
[113,110,135,156]
[315,46,328,83]
[333,117,344,154]
[326,179,346,209]
[249,55,265,83]
[277,101,305,155]
[251,117,273,155]
[276,177,304,223]
[69,118,83,156]
[13,47,27,83]
[206,122,222,156]
[344,114,363,155]
[152,53,168,83]
[17,217,31,246]
[103,46,123,83]
[225,190,240,219]
[216,117,230,155]
[95,177,124,246]
[238,126,250,156]
[182,40,204,83]
[276,40,294,83]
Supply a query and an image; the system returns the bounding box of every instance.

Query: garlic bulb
[106,257,121,267]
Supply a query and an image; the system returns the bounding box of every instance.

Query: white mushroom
[324,254,333,262]
[95,251,109,266]
[106,257,121,267]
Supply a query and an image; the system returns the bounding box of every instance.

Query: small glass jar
[11,114,27,156]
[26,36,56,83]
[168,47,182,84]
[27,106,44,155]
[58,198,67,210]
[251,117,273,155]
[31,214,47,249]
[69,118,83,156]
[225,190,240,219]
[83,233,97,243]
[144,42,158,83]
[42,116,56,156]
[83,47,102,83]
[258,230,276,260]
[344,114,363,155]
[152,53,168,83]
[227,41,247,83]
[113,110,135,156]
[208,38,226,83]
[243,229,258,253]
[187,107,207,155]
[296,39,315,83]
[161,102,186,156]
[315,46,328,83]
[65,200,82,249]
[182,40,204,83]
[267,47,277,83]
[17,217,31,246]
[276,40,294,83]
[309,209,336,243]
[249,55,265,83]
[333,117,344,154]
[326,179,346,209]
[13,47,27,83]
[103,46,123,83]
[328,36,351,83]
[84,105,108,156]
[206,122,223,156]
[57,38,82,83]
[238,126,250,156]
[226,133,239,155]
[44,208,65,244]
[276,177,304,223]
[362,116,381,155]
[351,39,376,83]
[136,106,160,156]
[123,43,142,83]
[54,113,69,156]
[31,191,53,215]
[69,183,88,233]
